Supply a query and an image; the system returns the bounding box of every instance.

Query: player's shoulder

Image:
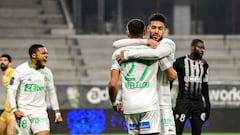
[15,61,28,71]
[161,38,175,43]
[8,67,15,73]
[175,55,186,61]
[173,56,186,68]
[160,38,175,47]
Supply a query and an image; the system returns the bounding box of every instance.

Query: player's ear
[147,25,150,33]
[190,45,196,52]
[31,53,37,59]
[143,29,146,36]
[126,31,130,38]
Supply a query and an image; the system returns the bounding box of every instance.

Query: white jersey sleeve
[7,70,20,110]
[44,68,60,110]
[123,38,175,61]
[113,39,147,49]
[159,57,172,71]
[111,51,120,71]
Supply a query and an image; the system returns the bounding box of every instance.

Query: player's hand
[55,113,63,124]
[147,39,158,49]
[13,110,25,119]
[116,50,125,65]
[204,107,210,121]
[113,103,124,113]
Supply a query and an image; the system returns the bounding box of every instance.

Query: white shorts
[16,111,50,135]
[124,110,161,135]
[160,105,176,135]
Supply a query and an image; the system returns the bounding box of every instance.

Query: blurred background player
[173,39,211,135]
[7,44,63,135]
[109,18,161,135]
[0,54,15,135]
[113,12,177,135]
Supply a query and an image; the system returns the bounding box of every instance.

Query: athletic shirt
[111,46,160,114]
[8,61,60,115]
[173,55,209,100]
[113,38,176,106]
[2,67,14,112]
[156,38,175,106]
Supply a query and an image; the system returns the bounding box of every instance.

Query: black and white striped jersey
[173,55,209,100]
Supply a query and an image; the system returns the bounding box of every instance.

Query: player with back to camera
[7,44,63,135]
[113,12,177,135]
[109,18,161,135]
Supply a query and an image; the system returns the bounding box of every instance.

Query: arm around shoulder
[113,39,147,48]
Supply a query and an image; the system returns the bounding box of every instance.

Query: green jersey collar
[27,60,32,68]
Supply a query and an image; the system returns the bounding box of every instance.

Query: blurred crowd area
[66,0,240,35]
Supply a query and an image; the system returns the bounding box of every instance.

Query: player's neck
[188,54,197,60]
[30,60,40,70]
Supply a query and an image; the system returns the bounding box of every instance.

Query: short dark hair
[126,18,145,38]
[148,12,167,25]
[1,54,12,62]
[191,39,204,46]
[29,44,45,57]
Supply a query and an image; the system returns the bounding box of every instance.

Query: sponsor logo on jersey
[139,121,150,129]
[24,84,44,92]
[184,76,201,82]
[129,123,138,130]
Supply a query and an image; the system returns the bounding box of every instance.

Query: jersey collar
[27,60,32,68]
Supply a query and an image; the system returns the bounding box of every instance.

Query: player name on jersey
[124,81,150,89]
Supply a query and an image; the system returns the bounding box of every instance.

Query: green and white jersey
[157,69,172,106]
[8,61,59,115]
[111,46,160,114]
[157,38,176,106]
[113,38,176,106]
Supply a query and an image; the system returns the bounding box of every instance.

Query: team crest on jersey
[44,76,49,81]
[199,60,204,65]
[9,77,14,85]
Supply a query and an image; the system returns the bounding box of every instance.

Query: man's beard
[193,52,202,60]
[1,65,7,71]
[36,59,45,69]
[150,34,162,42]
